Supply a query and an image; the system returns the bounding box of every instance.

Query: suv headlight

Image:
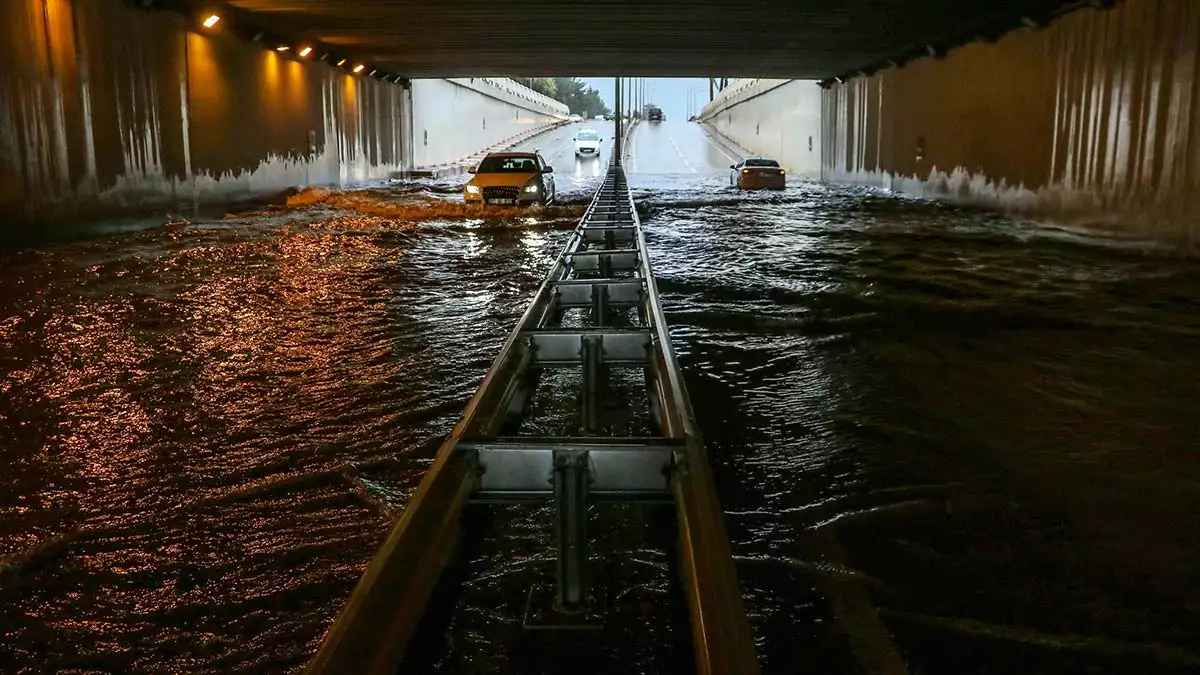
[523,184,539,193]
[466,185,480,194]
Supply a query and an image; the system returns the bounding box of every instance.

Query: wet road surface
[510,120,615,190]
[625,119,738,175]
[2,120,1199,674]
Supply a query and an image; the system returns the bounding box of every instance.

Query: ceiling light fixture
[299,46,312,57]
[353,64,365,73]
[202,14,220,28]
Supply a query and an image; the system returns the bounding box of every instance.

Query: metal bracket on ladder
[523,329,651,367]
[458,437,676,501]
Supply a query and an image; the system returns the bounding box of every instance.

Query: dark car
[647,106,664,123]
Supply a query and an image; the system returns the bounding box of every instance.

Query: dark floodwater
[2,176,1198,674]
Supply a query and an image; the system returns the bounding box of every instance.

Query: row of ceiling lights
[197,10,404,83]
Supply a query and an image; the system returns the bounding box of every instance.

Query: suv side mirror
[729,164,736,169]
[542,166,554,174]
[468,167,477,174]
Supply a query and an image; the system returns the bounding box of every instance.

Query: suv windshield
[577,130,599,141]
[745,158,780,167]
[477,155,539,173]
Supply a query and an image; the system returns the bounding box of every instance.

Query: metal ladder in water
[306,92,758,675]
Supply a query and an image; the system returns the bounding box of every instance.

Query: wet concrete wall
[0,0,564,227]
[699,79,823,178]
[0,0,411,224]
[411,78,568,168]
[822,0,1200,245]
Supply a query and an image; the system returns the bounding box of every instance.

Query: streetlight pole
[687,84,705,119]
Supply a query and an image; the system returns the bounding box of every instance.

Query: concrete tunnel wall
[410,78,568,169]
[698,79,824,178]
[0,0,567,227]
[821,0,1200,245]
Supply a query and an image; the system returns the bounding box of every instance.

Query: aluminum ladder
[305,157,758,675]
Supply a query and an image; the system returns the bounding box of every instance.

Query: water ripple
[1,178,1198,673]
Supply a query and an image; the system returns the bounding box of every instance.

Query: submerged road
[1,119,1199,674]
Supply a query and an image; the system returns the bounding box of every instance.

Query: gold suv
[464,151,556,206]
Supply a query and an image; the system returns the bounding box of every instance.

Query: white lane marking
[668,134,697,174]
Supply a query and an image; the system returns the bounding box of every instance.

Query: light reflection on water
[1,177,1198,674]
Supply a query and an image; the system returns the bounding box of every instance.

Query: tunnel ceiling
[218,0,1087,79]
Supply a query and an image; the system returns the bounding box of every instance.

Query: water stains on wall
[0,0,412,226]
[822,0,1200,245]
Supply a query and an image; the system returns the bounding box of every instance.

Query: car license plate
[491,199,515,205]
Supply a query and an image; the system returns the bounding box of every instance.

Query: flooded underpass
[2,121,1199,675]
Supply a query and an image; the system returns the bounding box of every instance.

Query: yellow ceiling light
[299,46,313,57]
[353,64,365,73]
[202,14,220,28]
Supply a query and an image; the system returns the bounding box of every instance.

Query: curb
[698,122,753,161]
[417,120,574,179]
[621,120,640,162]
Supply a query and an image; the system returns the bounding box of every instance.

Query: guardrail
[698,78,793,121]
[305,140,758,675]
[450,77,571,118]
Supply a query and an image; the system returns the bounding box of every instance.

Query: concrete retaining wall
[821,0,1200,245]
[412,78,567,169]
[0,0,566,227]
[698,79,823,178]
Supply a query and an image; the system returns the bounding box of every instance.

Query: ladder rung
[579,226,637,244]
[569,249,639,272]
[552,279,643,307]
[590,213,633,223]
[458,437,678,498]
[524,329,651,365]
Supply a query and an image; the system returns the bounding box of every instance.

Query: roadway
[623,119,740,175]
[510,120,616,193]
[509,119,741,194]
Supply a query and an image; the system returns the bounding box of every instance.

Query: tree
[522,77,609,116]
[530,77,557,98]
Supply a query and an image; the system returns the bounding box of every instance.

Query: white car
[568,114,583,123]
[574,128,603,158]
